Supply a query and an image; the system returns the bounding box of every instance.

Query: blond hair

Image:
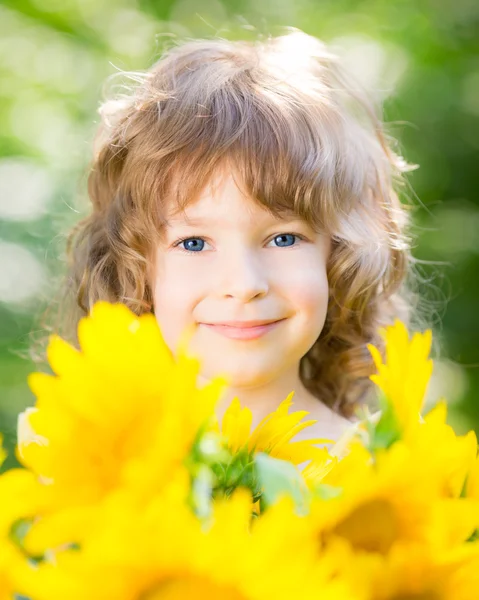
[35,29,425,418]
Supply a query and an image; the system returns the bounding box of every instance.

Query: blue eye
[274,234,296,247]
[181,238,205,252]
[173,233,305,254]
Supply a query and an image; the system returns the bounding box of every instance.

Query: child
[37,29,423,442]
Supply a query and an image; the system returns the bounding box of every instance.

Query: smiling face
[151,167,331,390]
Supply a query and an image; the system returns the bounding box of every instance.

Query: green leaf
[467,529,479,543]
[237,460,262,500]
[311,483,343,501]
[224,452,250,487]
[367,392,401,454]
[255,453,310,515]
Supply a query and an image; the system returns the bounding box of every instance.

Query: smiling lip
[205,319,283,328]
[201,319,285,340]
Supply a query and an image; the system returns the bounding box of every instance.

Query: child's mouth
[200,319,285,341]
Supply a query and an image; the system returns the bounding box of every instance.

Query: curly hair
[33,29,427,419]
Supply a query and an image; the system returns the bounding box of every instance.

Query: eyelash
[172,233,307,255]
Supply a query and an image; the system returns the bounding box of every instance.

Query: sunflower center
[332,498,398,554]
[142,576,247,600]
[391,593,440,600]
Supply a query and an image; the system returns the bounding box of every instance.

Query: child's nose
[215,251,269,301]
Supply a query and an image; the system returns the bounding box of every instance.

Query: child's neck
[198,368,350,434]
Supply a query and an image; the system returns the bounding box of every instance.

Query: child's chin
[199,358,281,389]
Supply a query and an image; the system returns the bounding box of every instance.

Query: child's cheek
[280,258,329,313]
[287,264,330,344]
[151,257,208,357]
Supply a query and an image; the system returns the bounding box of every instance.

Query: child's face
[151,168,331,389]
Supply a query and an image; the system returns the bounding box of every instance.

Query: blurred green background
[0,0,478,472]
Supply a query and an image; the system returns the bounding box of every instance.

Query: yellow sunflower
[0,436,41,599]
[22,480,355,600]
[216,392,333,465]
[17,302,227,519]
[367,319,433,439]
[466,449,479,501]
[301,452,338,489]
[312,534,479,600]
[347,540,479,600]
[308,440,478,556]
[407,400,479,499]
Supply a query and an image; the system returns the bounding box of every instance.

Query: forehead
[164,169,301,227]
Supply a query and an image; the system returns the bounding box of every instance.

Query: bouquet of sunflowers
[1,301,479,600]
